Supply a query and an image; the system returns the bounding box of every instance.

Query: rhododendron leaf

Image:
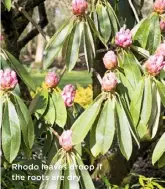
[39,153,63,189]
[130,79,145,127]
[94,98,115,156]
[137,77,152,139]
[44,19,75,69]
[44,95,56,125]
[123,51,142,88]
[86,16,108,48]
[158,153,165,168]
[83,22,94,72]
[43,130,53,156]
[75,154,95,189]
[66,21,83,71]
[146,13,161,54]
[96,3,111,43]
[152,133,165,165]
[29,89,49,116]
[156,80,165,107]
[132,17,150,48]
[14,95,34,149]
[105,1,119,35]
[131,45,150,58]
[72,96,104,145]
[0,54,8,69]
[148,84,161,139]
[116,101,132,160]
[2,101,21,163]
[5,50,36,91]
[52,91,67,128]
[0,96,4,129]
[4,0,12,11]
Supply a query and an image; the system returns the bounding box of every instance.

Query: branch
[14,2,47,40]
[50,128,60,139]
[17,3,48,49]
[91,68,102,85]
[128,0,140,23]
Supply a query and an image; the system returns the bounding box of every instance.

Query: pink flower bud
[0,35,4,41]
[153,0,165,14]
[156,43,165,57]
[45,72,59,88]
[0,69,18,91]
[144,54,165,76]
[62,84,76,107]
[103,51,118,70]
[102,72,117,92]
[72,0,88,16]
[115,27,132,48]
[59,130,72,151]
[160,19,165,31]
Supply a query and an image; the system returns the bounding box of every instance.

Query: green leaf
[156,80,165,107]
[44,95,56,125]
[158,153,165,168]
[29,89,49,115]
[93,98,115,156]
[0,95,4,129]
[75,154,95,189]
[4,50,36,91]
[4,0,12,11]
[105,1,119,35]
[96,3,111,43]
[133,17,150,48]
[152,133,165,165]
[44,19,75,69]
[66,21,83,71]
[150,85,161,139]
[72,96,104,145]
[14,95,34,149]
[83,22,94,71]
[116,100,132,160]
[52,91,67,128]
[39,152,63,189]
[137,77,152,139]
[43,130,53,156]
[131,45,150,58]
[2,100,21,163]
[123,51,142,88]
[146,13,161,54]
[130,79,145,126]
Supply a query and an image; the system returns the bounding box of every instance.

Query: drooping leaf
[75,153,95,189]
[156,80,165,107]
[146,13,161,54]
[4,0,12,11]
[4,50,36,91]
[0,95,4,129]
[96,3,111,43]
[72,96,104,145]
[132,17,151,48]
[116,100,132,160]
[66,21,83,71]
[44,95,56,125]
[131,45,150,58]
[14,95,34,149]
[152,133,165,165]
[130,79,145,126]
[123,51,142,88]
[137,77,152,139]
[2,101,21,163]
[83,22,94,71]
[29,89,49,116]
[44,19,75,69]
[43,130,53,156]
[158,153,165,168]
[52,91,67,128]
[92,98,115,156]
